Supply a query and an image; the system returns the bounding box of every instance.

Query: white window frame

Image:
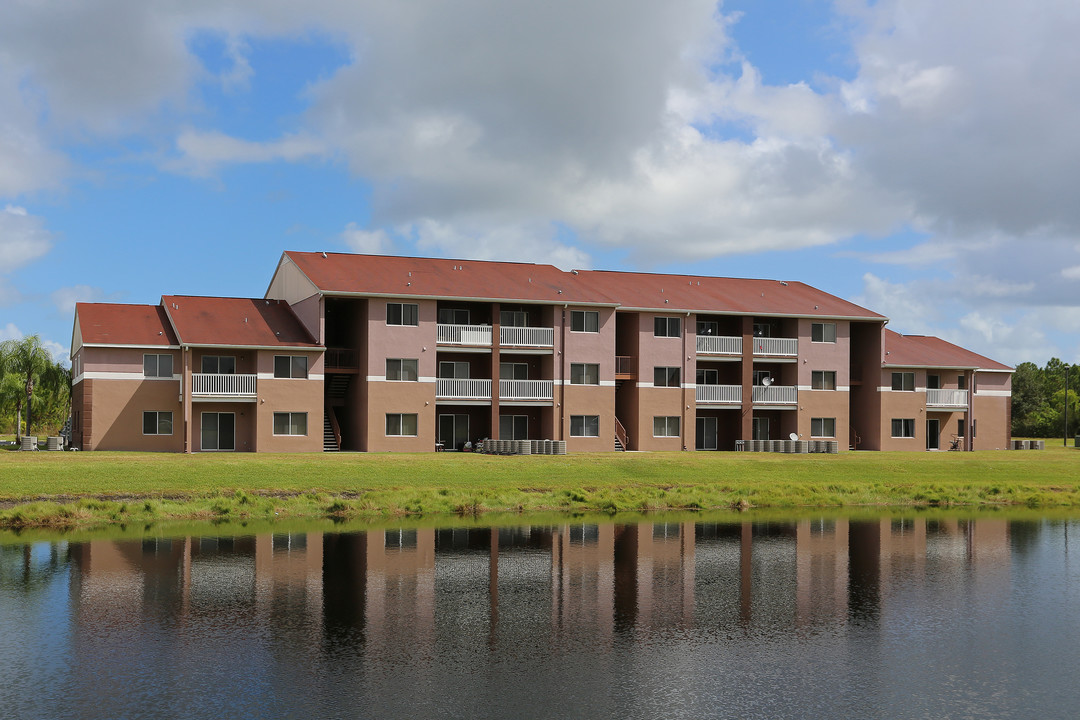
[811,417,835,438]
[274,355,308,379]
[500,362,529,380]
[653,416,680,437]
[386,413,419,437]
[654,317,681,338]
[273,412,308,436]
[387,302,419,326]
[811,370,836,390]
[570,415,600,437]
[143,354,174,379]
[570,363,600,385]
[201,355,236,374]
[654,366,680,387]
[571,310,599,333]
[142,411,173,435]
[891,418,916,438]
[386,358,419,381]
[891,372,915,392]
[811,322,836,343]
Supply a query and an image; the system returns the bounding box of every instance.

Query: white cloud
[0,205,53,271]
[167,130,327,176]
[340,223,390,254]
[0,323,22,341]
[51,286,117,316]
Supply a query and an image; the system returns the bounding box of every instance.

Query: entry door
[752,417,769,441]
[439,414,470,450]
[696,417,718,450]
[926,419,939,450]
[201,412,235,451]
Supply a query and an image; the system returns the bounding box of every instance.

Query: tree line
[0,335,71,442]
[1011,359,1079,439]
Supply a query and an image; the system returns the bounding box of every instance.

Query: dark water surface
[2,516,1079,719]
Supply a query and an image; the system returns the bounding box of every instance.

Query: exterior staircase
[614,416,628,451]
[326,374,351,399]
[324,411,339,452]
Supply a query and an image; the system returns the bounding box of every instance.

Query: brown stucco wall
[87,379,184,452]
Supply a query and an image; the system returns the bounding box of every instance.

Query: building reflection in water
[48,516,1014,659]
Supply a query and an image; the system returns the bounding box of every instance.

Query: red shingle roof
[76,303,178,346]
[575,270,886,319]
[283,251,618,305]
[161,296,319,348]
[883,329,1012,371]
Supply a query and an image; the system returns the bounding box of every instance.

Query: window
[571,415,600,437]
[957,375,967,390]
[653,416,680,437]
[143,354,174,378]
[387,302,419,326]
[811,417,836,438]
[500,415,528,440]
[891,372,915,391]
[570,363,599,385]
[439,361,470,379]
[201,356,235,374]
[142,411,173,435]
[273,412,308,436]
[753,323,772,338]
[696,368,718,385]
[811,370,836,390]
[274,355,308,379]
[500,362,529,380]
[811,323,836,343]
[654,317,681,337]
[438,307,470,325]
[927,374,940,390]
[571,310,599,333]
[654,366,680,387]
[891,418,916,438]
[386,413,418,436]
[386,358,419,381]
[753,370,774,386]
[500,310,528,327]
[697,320,718,336]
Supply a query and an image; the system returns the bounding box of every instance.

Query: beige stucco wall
[562,385,616,452]
[85,378,184,451]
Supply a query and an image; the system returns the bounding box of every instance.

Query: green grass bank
[1,442,1077,528]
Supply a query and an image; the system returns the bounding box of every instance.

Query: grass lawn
[1,441,1077,527]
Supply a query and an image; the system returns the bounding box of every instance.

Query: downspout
[682,311,690,451]
[967,369,976,451]
[560,306,567,441]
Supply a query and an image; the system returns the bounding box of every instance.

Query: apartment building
[69,251,1012,452]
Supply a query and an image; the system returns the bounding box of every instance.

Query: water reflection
[1,516,1077,718]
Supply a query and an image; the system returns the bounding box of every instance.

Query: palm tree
[0,335,53,442]
[0,373,24,441]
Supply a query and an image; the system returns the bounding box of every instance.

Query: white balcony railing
[500,325,555,348]
[752,337,799,357]
[436,324,493,346]
[436,378,492,399]
[191,373,257,396]
[500,379,554,401]
[927,388,969,408]
[696,384,742,404]
[752,385,798,404]
[696,335,743,355]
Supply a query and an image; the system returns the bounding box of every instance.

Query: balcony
[325,347,359,371]
[752,337,798,357]
[696,384,742,404]
[436,378,492,400]
[192,373,257,399]
[437,324,492,346]
[752,385,798,405]
[500,326,554,348]
[696,335,743,356]
[500,379,554,401]
[615,356,635,380]
[927,388,969,408]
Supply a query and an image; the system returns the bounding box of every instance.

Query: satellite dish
[761,376,773,387]
[789,433,799,441]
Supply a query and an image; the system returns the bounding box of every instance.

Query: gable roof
[75,303,178,347]
[161,296,320,348]
[282,251,619,306]
[883,329,1012,371]
[574,270,887,320]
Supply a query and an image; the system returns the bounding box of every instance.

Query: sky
[3,0,1079,369]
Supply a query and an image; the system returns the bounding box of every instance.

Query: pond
[2,514,1078,718]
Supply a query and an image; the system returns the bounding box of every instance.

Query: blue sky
[3,0,1079,368]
